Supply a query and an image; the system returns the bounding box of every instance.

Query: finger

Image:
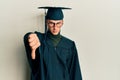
[29,36,40,47]
[28,33,35,39]
[31,42,40,50]
[31,49,36,60]
[29,39,37,47]
[28,37,35,43]
[28,34,36,41]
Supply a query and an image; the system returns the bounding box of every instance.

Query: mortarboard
[38,6,71,20]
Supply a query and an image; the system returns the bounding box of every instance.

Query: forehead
[47,19,63,23]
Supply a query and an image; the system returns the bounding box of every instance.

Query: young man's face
[47,20,63,35]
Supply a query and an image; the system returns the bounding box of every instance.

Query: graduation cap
[38,6,71,20]
[38,6,71,33]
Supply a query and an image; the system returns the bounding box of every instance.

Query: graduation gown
[24,31,82,80]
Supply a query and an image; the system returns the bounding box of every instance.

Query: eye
[56,22,61,25]
[48,22,54,26]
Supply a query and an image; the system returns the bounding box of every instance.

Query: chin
[52,32,59,35]
[53,33,58,35]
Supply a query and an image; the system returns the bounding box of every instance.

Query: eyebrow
[48,21,62,23]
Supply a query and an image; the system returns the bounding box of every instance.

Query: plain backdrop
[0,0,120,80]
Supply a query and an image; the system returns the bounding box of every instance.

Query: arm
[23,32,40,74]
[67,42,82,80]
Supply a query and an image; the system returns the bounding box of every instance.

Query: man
[24,7,82,80]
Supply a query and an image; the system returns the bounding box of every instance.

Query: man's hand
[28,33,40,60]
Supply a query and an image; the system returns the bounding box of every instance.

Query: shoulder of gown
[60,35,75,49]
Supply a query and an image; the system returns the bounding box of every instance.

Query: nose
[53,25,57,30]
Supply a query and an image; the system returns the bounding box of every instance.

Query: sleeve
[67,42,82,80]
[23,32,40,75]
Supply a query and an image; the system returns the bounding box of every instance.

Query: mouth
[53,30,57,33]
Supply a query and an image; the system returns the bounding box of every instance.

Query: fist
[28,33,40,59]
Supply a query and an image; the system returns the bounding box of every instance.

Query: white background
[0,0,120,80]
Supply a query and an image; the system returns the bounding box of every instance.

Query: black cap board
[38,6,71,20]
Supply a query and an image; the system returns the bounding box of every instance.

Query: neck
[47,30,61,38]
[47,31,61,46]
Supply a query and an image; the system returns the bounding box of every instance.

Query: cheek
[48,28,54,32]
[57,28,60,31]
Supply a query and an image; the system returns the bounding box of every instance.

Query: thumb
[31,49,36,60]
